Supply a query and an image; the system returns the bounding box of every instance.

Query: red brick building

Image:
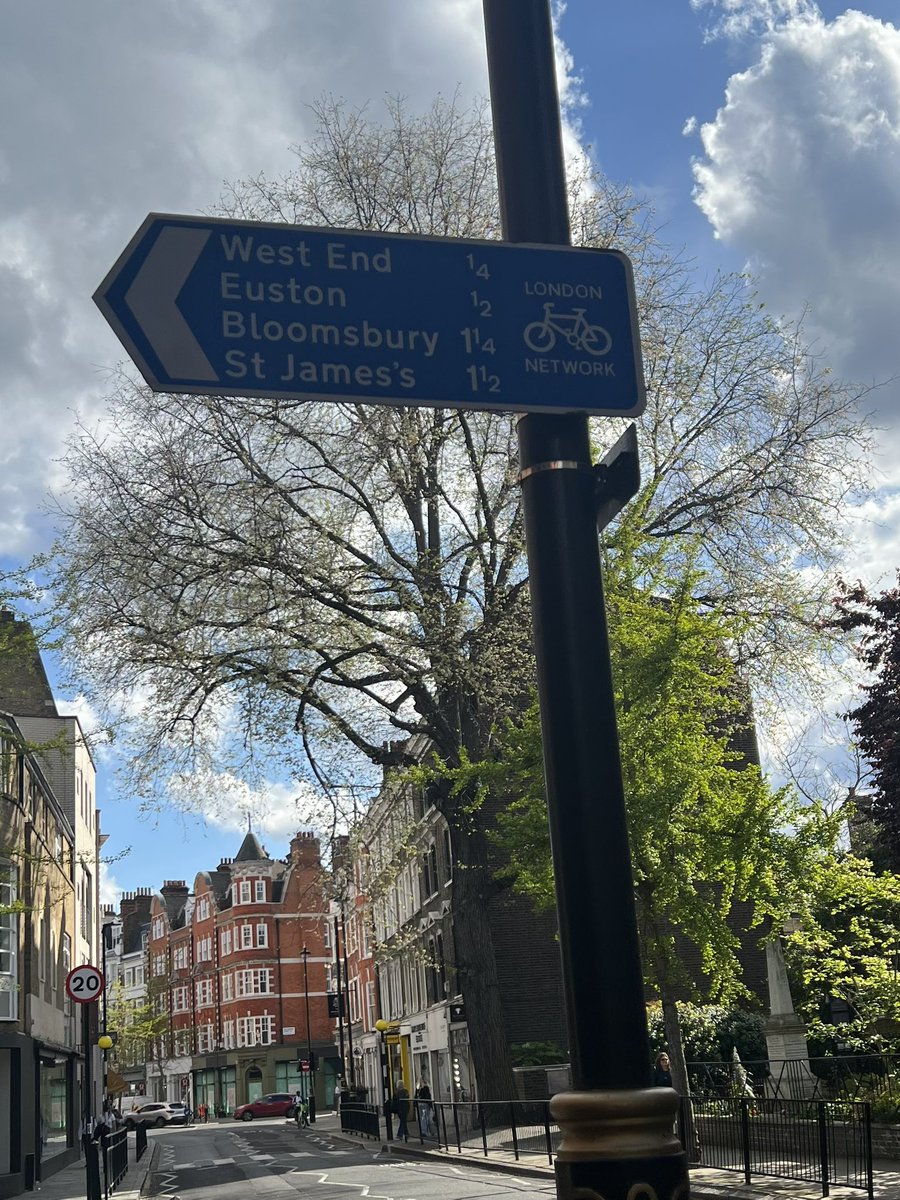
[145,829,338,1113]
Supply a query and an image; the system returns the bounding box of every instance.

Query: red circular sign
[65,964,105,1003]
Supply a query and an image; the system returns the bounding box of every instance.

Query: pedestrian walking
[393,1084,410,1142]
[414,1077,434,1137]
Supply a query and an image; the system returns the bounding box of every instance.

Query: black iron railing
[103,1127,130,1195]
[688,1054,900,1109]
[135,1122,148,1161]
[413,1099,557,1165]
[681,1096,874,1198]
[339,1100,381,1140]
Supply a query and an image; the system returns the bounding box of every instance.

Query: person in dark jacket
[652,1051,673,1088]
[393,1084,410,1141]
[414,1078,434,1136]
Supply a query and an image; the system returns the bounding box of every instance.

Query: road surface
[144,1118,556,1200]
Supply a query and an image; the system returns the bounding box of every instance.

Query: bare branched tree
[34,94,874,1097]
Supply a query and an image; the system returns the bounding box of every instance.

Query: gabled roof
[0,612,59,717]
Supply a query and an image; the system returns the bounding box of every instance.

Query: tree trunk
[661,992,700,1161]
[447,813,516,1101]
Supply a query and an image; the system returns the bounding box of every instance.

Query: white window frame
[254,880,266,902]
[222,973,234,1002]
[237,1014,274,1047]
[236,968,271,997]
[238,881,251,905]
[256,923,268,948]
[240,925,253,949]
[221,928,232,956]
[0,862,19,1020]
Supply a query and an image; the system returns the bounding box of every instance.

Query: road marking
[291,1171,396,1200]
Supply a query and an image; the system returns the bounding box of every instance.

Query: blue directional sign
[95,214,645,417]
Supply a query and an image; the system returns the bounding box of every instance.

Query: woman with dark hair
[653,1052,673,1088]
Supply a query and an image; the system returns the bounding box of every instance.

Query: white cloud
[693,10,900,456]
[166,769,331,843]
[0,2,491,560]
[0,3,589,563]
[691,0,820,41]
[99,861,122,910]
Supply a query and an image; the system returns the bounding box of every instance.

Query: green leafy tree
[106,975,179,1092]
[784,854,900,1051]
[833,574,900,871]
[646,1003,767,1066]
[446,524,836,1096]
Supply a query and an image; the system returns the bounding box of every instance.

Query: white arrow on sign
[124,226,218,383]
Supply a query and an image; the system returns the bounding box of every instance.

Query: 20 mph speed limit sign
[65,964,105,1003]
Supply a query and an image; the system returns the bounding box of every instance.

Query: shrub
[510,1041,565,1067]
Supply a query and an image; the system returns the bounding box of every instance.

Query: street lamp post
[301,946,316,1124]
[375,1019,393,1141]
[214,1043,223,1119]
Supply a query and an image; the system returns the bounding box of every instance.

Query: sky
[2,0,899,902]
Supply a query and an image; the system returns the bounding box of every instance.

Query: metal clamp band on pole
[518,460,593,482]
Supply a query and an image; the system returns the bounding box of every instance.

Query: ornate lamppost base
[552,1089,689,1200]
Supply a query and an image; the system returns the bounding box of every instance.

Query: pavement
[26,1132,155,1199]
[23,1111,900,1200]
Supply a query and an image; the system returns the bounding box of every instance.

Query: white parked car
[124,1102,188,1129]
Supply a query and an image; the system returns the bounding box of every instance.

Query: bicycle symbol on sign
[523,303,612,356]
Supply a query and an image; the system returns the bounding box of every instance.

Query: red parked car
[233,1093,297,1121]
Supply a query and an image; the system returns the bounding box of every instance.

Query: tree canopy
[440,520,836,1091]
[833,572,900,871]
[784,854,900,1052]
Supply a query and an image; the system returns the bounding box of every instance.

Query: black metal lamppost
[375,1019,393,1141]
[301,945,316,1124]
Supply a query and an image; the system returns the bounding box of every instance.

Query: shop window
[39,1057,72,1160]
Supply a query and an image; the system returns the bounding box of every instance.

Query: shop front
[37,1051,75,1171]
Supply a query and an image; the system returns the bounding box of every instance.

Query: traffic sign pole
[67,966,105,1163]
[481,3,689,1199]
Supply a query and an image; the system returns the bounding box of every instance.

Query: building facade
[0,613,104,1199]
[332,752,570,1110]
[142,830,339,1113]
[102,890,153,1099]
[1,712,79,1197]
